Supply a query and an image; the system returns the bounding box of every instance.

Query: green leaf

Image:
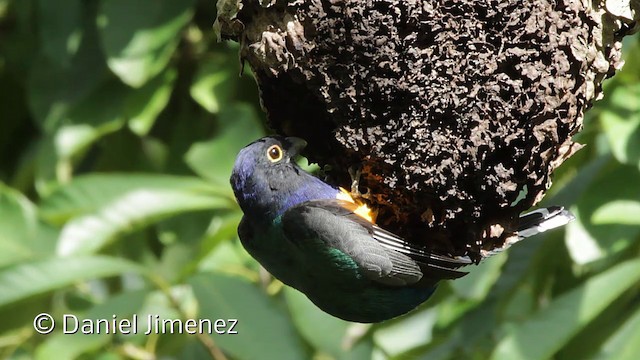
[35,289,148,360]
[592,306,640,360]
[418,300,498,360]
[491,260,640,360]
[591,199,640,225]
[189,272,307,360]
[27,10,107,132]
[97,0,195,87]
[199,211,244,255]
[565,207,606,265]
[567,164,640,264]
[31,79,133,196]
[0,184,57,267]
[449,252,506,300]
[39,174,234,256]
[0,256,143,307]
[0,184,39,266]
[154,212,217,282]
[197,239,257,284]
[600,84,640,168]
[125,288,190,345]
[285,287,373,359]
[37,0,83,67]
[373,307,437,357]
[40,174,230,223]
[55,79,132,160]
[190,54,239,113]
[35,137,60,198]
[126,67,177,135]
[185,104,264,185]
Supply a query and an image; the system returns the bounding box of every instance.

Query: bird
[230,135,575,323]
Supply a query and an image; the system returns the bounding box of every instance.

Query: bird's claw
[348,166,361,194]
[348,165,371,199]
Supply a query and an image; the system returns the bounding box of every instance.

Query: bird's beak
[286,137,307,156]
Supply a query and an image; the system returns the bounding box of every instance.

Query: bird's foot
[348,165,371,199]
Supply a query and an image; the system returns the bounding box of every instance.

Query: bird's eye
[266,145,283,162]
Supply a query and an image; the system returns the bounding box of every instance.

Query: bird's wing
[281,199,470,286]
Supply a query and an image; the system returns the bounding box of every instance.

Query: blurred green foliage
[0,1,639,359]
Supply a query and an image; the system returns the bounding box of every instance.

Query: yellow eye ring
[266,145,283,162]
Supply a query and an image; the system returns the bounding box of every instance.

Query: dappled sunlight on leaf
[97,0,196,87]
[0,256,144,307]
[39,174,234,256]
[591,199,640,225]
[491,260,640,360]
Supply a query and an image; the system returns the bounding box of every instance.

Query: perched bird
[230,136,574,323]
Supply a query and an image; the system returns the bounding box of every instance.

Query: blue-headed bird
[230,136,574,323]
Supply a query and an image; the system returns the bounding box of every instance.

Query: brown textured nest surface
[217,0,638,261]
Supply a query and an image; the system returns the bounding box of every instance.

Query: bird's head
[230,136,311,217]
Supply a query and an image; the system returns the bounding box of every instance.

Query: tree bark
[216,0,639,260]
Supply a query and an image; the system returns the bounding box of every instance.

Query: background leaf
[190,52,240,114]
[40,174,234,256]
[285,287,373,359]
[600,82,640,168]
[189,273,308,360]
[36,0,83,67]
[35,289,149,360]
[491,260,640,360]
[0,183,53,268]
[127,67,177,136]
[0,256,143,307]
[97,0,196,87]
[566,163,640,264]
[591,306,640,360]
[185,104,264,186]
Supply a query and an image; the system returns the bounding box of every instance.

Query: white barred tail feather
[480,206,575,258]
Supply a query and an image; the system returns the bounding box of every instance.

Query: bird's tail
[517,206,575,239]
[481,206,575,258]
